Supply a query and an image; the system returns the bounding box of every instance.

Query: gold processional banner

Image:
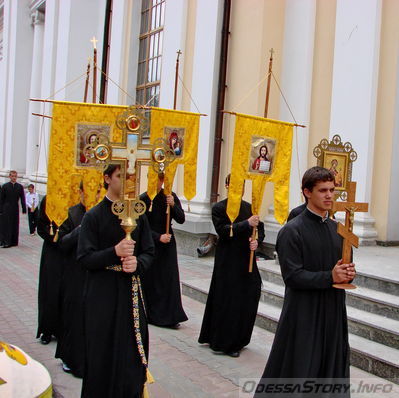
[147,108,200,202]
[227,114,293,225]
[47,101,127,227]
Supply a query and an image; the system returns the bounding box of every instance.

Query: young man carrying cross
[255,166,355,398]
[77,164,154,398]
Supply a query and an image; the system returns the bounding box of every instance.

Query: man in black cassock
[77,164,154,398]
[255,167,355,398]
[55,182,86,376]
[0,184,4,246]
[287,202,306,221]
[0,170,26,248]
[140,174,188,328]
[36,196,63,345]
[199,174,264,357]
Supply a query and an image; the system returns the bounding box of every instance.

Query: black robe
[198,199,265,353]
[287,202,306,222]
[255,209,350,397]
[0,181,26,246]
[0,185,4,245]
[139,190,188,326]
[36,196,63,339]
[55,202,86,377]
[77,197,154,398]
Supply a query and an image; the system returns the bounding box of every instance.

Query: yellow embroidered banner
[147,107,200,201]
[47,101,126,226]
[227,114,293,224]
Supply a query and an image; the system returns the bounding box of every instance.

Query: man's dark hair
[225,174,231,186]
[301,167,335,195]
[103,164,121,189]
[28,184,34,189]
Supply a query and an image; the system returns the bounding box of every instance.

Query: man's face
[28,187,34,193]
[9,172,17,183]
[304,180,335,213]
[105,168,121,195]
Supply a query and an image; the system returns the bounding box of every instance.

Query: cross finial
[90,36,98,50]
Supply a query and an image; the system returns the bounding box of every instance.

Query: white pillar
[382,53,399,243]
[53,0,106,102]
[0,0,34,178]
[32,0,59,193]
[159,0,188,110]
[25,10,45,181]
[107,0,130,105]
[264,0,316,244]
[329,0,381,244]
[173,0,223,236]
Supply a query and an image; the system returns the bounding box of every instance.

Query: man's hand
[115,239,135,258]
[166,195,175,207]
[248,215,260,227]
[122,256,137,273]
[332,260,356,284]
[160,234,171,244]
[249,237,258,251]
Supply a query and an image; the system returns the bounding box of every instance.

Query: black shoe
[168,323,181,329]
[1,244,11,248]
[227,351,240,358]
[62,362,72,373]
[40,334,51,345]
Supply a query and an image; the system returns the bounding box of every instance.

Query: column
[264,0,316,245]
[329,0,381,244]
[25,10,45,181]
[0,0,34,178]
[159,0,188,109]
[107,0,130,105]
[173,0,224,238]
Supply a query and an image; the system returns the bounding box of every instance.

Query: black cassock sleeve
[77,211,120,270]
[134,214,155,276]
[19,185,26,213]
[37,197,57,244]
[0,186,4,213]
[58,210,80,253]
[277,226,333,290]
[171,193,185,224]
[257,221,265,244]
[212,203,251,239]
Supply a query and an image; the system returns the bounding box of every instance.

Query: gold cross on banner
[332,181,368,290]
[86,107,175,238]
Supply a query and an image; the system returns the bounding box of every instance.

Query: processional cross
[86,107,174,239]
[331,181,368,289]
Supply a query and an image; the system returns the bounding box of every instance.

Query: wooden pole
[249,48,274,272]
[166,50,182,235]
[264,48,274,118]
[84,59,91,103]
[91,36,98,103]
[93,48,97,103]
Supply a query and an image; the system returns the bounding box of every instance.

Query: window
[136,0,165,107]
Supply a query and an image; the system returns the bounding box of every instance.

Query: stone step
[181,277,399,382]
[258,261,399,320]
[259,280,399,349]
[258,259,399,295]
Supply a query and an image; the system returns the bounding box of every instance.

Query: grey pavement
[0,215,398,397]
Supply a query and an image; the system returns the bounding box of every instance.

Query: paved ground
[1,216,398,397]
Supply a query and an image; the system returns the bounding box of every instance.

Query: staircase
[180,256,399,383]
